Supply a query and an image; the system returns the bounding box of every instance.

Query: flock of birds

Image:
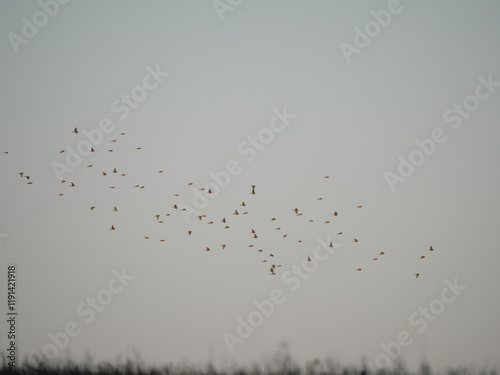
[3,127,435,278]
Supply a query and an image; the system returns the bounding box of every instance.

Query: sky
[0,0,500,372]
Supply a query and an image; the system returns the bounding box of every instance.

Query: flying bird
[72,127,78,134]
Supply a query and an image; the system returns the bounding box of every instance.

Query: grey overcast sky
[0,0,499,372]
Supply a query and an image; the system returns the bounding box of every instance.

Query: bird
[379,252,385,255]
[317,198,323,200]
[135,147,142,150]
[158,171,164,173]
[337,232,343,235]
[357,268,362,271]
[241,202,246,206]
[109,225,115,231]
[120,133,126,136]
[144,237,150,240]
[328,242,333,248]
[428,246,434,251]
[90,148,95,152]
[333,212,338,216]
[324,176,329,178]
[111,140,117,143]
[155,215,160,220]
[353,239,359,242]
[357,205,363,208]
[87,165,93,168]
[221,218,226,223]
[233,210,239,215]
[307,257,312,262]
[293,208,299,215]
[250,185,256,195]
[112,168,117,173]
[205,247,210,251]
[221,245,226,249]
[187,231,192,235]
[414,273,420,278]
[253,234,258,239]
[113,207,118,212]
[90,206,95,210]
[373,258,378,260]
[108,150,113,152]
[420,256,426,259]
[271,218,276,221]
[102,172,107,176]
[3,152,9,154]
[59,150,65,154]
[70,182,75,187]
[58,193,63,196]
[18,172,24,178]
[207,189,213,194]
[324,221,330,224]
[72,127,78,134]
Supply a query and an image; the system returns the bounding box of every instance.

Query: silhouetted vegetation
[0,347,497,375]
